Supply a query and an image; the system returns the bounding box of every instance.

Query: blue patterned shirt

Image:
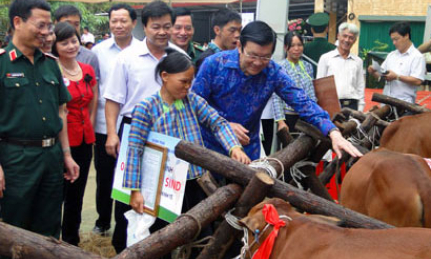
[192,49,335,160]
[273,59,317,121]
[123,92,240,190]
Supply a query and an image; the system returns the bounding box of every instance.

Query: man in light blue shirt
[91,3,140,239]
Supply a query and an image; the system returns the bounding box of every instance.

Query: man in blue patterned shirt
[193,21,362,161]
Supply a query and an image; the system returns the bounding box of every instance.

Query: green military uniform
[303,12,336,78]
[0,43,70,238]
[187,41,204,64]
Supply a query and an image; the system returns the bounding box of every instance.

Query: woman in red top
[52,22,98,246]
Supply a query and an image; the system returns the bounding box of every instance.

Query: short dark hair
[389,22,411,40]
[312,25,327,34]
[174,7,191,18]
[108,3,137,21]
[141,1,175,27]
[155,48,193,82]
[52,22,81,57]
[53,5,82,22]
[9,0,51,29]
[211,9,241,30]
[240,21,277,54]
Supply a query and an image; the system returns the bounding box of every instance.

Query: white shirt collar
[107,36,138,51]
[397,43,415,56]
[138,38,187,57]
[330,48,355,60]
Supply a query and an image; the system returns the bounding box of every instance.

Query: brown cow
[240,198,431,259]
[340,148,431,227]
[380,112,431,157]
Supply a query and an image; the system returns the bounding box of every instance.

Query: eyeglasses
[243,49,272,62]
[25,19,54,32]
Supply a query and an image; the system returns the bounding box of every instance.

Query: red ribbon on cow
[252,204,286,259]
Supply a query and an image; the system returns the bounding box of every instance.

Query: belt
[0,137,58,147]
[340,99,358,106]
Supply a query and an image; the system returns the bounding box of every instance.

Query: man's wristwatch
[396,74,400,81]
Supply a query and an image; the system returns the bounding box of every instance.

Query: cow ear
[239,215,261,233]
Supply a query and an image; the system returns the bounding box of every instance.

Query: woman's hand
[329,129,363,159]
[230,147,251,164]
[130,191,145,214]
[277,120,289,132]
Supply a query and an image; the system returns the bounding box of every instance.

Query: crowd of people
[0,0,427,257]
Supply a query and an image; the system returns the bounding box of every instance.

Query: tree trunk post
[372,93,431,114]
[197,172,274,259]
[175,141,392,229]
[0,223,105,259]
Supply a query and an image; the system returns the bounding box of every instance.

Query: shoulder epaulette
[193,43,204,52]
[0,49,5,55]
[44,52,58,60]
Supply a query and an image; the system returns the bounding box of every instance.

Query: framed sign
[141,142,168,216]
[112,131,189,223]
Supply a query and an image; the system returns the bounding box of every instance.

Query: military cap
[307,12,330,31]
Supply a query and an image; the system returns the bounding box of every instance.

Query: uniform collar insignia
[9,49,17,61]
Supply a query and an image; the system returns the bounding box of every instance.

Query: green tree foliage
[0,0,122,38]
[49,1,110,36]
[0,0,10,36]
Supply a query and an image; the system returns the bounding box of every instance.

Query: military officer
[0,0,79,239]
[170,7,203,63]
[303,12,336,77]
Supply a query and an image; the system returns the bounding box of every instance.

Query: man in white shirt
[317,22,365,111]
[368,22,425,103]
[81,26,95,44]
[103,1,183,253]
[91,3,140,238]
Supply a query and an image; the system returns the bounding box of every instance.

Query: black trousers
[94,133,117,230]
[261,119,274,156]
[112,200,131,253]
[62,142,93,246]
[112,117,132,253]
[339,99,359,110]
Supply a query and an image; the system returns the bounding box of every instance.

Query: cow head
[239,198,342,258]
[238,198,294,258]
